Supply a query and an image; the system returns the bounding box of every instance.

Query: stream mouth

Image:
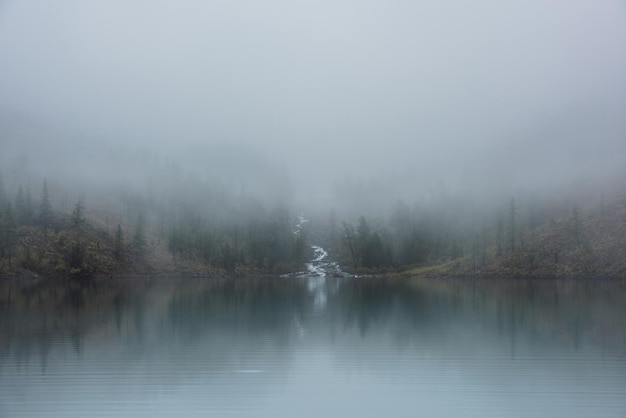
[281,245,349,279]
[281,244,349,313]
[281,215,352,312]
[306,245,349,278]
[283,215,350,280]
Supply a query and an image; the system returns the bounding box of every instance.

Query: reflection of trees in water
[167,277,312,341]
[0,278,316,370]
[0,279,142,366]
[1,277,626,370]
[336,277,626,354]
[339,279,422,336]
[338,277,486,338]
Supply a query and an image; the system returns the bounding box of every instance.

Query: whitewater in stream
[283,215,347,279]
[282,215,350,313]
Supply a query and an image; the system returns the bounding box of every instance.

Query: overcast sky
[1,0,625,202]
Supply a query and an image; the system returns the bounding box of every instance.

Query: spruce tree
[133,214,146,254]
[114,224,124,259]
[508,198,516,254]
[39,179,53,238]
[71,198,85,227]
[1,203,17,264]
[572,207,581,247]
[15,187,25,225]
[496,218,504,257]
[0,172,7,208]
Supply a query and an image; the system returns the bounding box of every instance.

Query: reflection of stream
[2,277,626,418]
[305,245,348,312]
[282,216,350,313]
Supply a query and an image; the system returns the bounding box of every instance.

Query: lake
[1,276,625,417]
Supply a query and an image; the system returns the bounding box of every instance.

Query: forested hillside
[0,173,311,279]
[1,158,625,279]
[329,190,626,278]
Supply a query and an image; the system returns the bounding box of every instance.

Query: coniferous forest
[1,0,625,281]
[1,132,625,280]
[3,4,626,418]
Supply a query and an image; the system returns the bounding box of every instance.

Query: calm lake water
[1,276,625,417]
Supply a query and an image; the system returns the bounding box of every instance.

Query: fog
[4,4,626,415]
[1,0,626,214]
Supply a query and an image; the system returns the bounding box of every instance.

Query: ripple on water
[1,277,625,417]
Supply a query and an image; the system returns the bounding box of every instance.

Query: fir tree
[0,172,7,208]
[15,186,26,225]
[508,198,517,254]
[71,198,85,227]
[114,224,124,259]
[1,203,17,264]
[39,179,53,238]
[496,218,504,257]
[133,214,146,254]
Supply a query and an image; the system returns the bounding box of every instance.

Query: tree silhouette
[39,179,53,239]
[114,224,124,259]
[508,198,517,254]
[133,213,146,254]
[0,172,7,208]
[71,198,85,227]
[0,202,17,264]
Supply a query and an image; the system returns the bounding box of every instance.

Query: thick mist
[1,0,625,216]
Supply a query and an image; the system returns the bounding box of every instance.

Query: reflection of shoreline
[405,277,626,354]
[1,277,626,367]
[1,277,626,418]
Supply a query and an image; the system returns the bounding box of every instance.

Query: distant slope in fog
[402,192,626,279]
[1,111,625,279]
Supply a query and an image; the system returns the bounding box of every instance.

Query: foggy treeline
[325,188,626,277]
[1,1,625,278]
[0,123,311,277]
[1,116,625,279]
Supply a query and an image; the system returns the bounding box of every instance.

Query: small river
[1,273,625,417]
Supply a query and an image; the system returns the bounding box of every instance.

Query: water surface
[1,276,625,417]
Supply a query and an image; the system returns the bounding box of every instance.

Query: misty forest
[1,1,626,417]
[0,3,626,279]
[1,112,625,280]
[1,2,625,281]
